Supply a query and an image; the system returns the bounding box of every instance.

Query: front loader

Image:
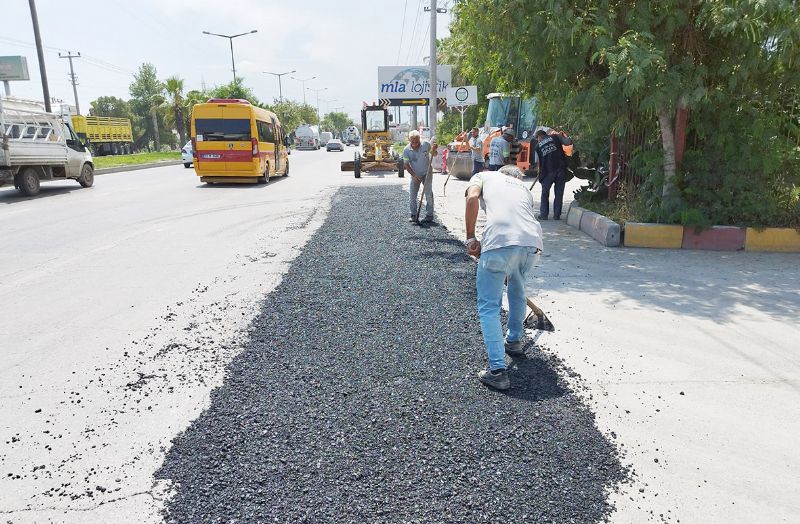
[341,105,403,179]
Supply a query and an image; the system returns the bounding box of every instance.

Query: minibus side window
[257,121,275,143]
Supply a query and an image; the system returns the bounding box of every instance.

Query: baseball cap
[503,128,516,138]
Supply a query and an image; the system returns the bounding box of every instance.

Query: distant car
[181,141,193,167]
[326,139,344,152]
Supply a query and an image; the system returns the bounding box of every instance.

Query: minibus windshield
[195,119,251,141]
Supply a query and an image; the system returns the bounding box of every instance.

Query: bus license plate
[203,153,221,159]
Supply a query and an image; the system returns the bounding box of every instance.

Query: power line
[0,36,132,76]
[396,0,409,65]
[416,18,431,63]
[405,0,424,64]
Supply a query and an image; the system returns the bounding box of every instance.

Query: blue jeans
[409,170,433,219]
[539,168,566,218]
[476,246,537,371]
[473,160,484,175]
[488,164,504,172]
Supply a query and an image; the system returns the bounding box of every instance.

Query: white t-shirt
[468,171,543,252]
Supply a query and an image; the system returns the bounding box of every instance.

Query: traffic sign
[446,86,478,107]
[0,56,30,81]
[378,98,447,107]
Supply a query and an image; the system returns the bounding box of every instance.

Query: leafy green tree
[320,111,355,134]
[89,96,131,118]
[267,99,319,132]
[209,79,260,105]
[129,63,165,148]
[447,0,800,226]
[163,76,187,146]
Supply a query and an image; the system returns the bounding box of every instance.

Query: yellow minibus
[191,98,289,184]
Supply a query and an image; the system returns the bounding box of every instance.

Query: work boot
[536,214,549,220]
[504,340,526,357]
[478,368,510,390]
[422,216,435,224]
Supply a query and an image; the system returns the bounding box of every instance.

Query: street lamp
[202,29,257,84]
[263,69,295,103]
[307,86,328,124]
[291,75,315,104]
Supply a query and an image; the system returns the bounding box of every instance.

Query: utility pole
[425,0,446,142]
[59,51,81,115]
[28,0,51,112]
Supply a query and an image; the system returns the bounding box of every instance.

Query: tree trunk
[151,111,160,151]
[658,108,677,197]
[175,107,186,145]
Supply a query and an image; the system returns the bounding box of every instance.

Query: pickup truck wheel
[283,159,289,177]
[183,163,192,168]
[78,164,94,188]
[17,168,41,196]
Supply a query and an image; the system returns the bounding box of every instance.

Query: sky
[2,0,454,123]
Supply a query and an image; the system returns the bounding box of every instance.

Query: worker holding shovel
[465,165,543,390]
[403,131,438,224]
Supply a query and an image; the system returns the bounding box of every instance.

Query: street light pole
[263,70,296,103]
[202,29,258,84]
[291,76,315,104]
[307,86,327,124]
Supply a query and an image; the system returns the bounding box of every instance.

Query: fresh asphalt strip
[156,185,625,523]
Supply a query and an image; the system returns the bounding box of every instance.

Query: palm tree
[183,89,208,142]
[164,76,187,146]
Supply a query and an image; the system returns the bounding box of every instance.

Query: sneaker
[478,368,510,390]
[504,340,526,357]
[554,215,562,220]
[422,216,435,224]
[409,216,417,223]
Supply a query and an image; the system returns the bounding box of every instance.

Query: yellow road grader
[340,105,403,178]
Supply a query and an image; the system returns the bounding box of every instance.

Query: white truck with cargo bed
[0,97,94,196]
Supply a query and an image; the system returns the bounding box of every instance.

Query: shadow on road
[194,176,291,189]
[533,219,800,323]
[0,184,83,204]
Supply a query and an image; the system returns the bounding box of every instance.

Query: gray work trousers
[409,170,434,219]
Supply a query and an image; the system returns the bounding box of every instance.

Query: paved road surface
[0,149,344,522]
[2,151,798,523]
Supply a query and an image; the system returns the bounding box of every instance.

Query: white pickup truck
[0,97,94,196]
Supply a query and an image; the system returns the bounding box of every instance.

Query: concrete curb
[565,203,799,252]
[95,160,184,175]
[682,226,745,251]
[745,227,800,253]
[625,222,684,249]
[580,211,621,247]
[565,204,621,247]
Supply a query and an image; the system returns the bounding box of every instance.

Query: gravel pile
[156,185,625,523]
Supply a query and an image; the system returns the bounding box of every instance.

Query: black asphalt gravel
[156,184,625,523]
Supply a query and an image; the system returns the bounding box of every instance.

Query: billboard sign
[0,56,30,81]
[377,65,452,100]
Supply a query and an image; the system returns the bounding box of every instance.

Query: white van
[0,97,94,196]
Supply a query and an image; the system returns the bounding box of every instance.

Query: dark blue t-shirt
[535,135,568,174]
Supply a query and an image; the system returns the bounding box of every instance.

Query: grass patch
[94,152,181,170]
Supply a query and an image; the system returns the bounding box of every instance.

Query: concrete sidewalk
[427,171,800,523]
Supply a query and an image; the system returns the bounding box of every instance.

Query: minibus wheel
[283,160,289,177]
